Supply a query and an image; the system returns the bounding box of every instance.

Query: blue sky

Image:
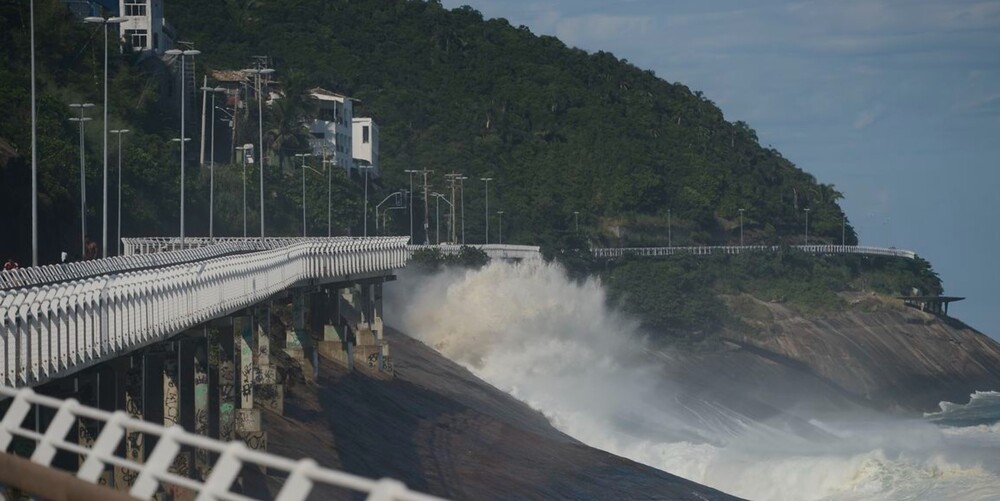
[442,0,1000,338]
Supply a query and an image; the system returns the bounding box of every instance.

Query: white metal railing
[120,237,390,256]
[0,237,409,388]
[0,242,258,291]
[408,244,542,261]
[591,245,917,260]
[0,386,446,501]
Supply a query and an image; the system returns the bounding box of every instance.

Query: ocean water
[388,260,1000,501]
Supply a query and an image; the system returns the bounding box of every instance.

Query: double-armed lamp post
[69,103,94,258]
[84,15,124,257]
[241,65,275,240]
[201,85,225,240]
[165,48,201,247]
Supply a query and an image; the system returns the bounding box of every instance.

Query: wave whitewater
[386,260,1000,501]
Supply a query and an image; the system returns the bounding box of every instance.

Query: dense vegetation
[2,0,860,264]
[409,246,489,271]
[596,252,943,344]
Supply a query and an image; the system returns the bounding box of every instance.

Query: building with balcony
[307,88,356,172]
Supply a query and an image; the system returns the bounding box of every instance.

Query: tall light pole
[804,208,811,245]
[404,169,417,243]
[171,137,192,242]
[358,164,373,236]
[201,86,225,240]
[324,159,336,237]
[459,176,468,244]
[69,103,94,258]
[739,208,745,246]
[295,153,313,237]
[110,129,129,255]
[84,15,124,258]
[481,177,493,244]
[242,64,275,240]
[235,144,251,237]
[376,191,404,235]
[668,209,672,247]
[30,0,37,266]
[431,192,442,244]
[497,210,504,245]
[166,48,201,247]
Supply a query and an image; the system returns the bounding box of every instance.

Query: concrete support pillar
[234,314,254,411]
[191,327,211,480]
[75,372,99,470]
[116,353,143,488]
[208,321,236,442]
[254,303,282,415]
[163,347,192,484]
[318,286,353,370]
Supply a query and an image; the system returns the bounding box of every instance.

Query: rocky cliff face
[723,295,1000,413]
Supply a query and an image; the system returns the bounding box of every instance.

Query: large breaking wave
[386,260,1000,500]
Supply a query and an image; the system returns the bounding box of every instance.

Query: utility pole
[481,177,493,244]
[445,172,461,243]
[404,170,417,243]
[459,176,468,244]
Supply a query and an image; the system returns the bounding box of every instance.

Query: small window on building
[363,126,370,144]
[124,0,147,16]
[124,29,148,49]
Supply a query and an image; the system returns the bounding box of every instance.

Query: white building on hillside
[118,0,172,53]
[308,88,355,171]
[352,117,380,177]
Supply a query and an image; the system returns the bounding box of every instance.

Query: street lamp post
[574,211,579,233]
[842,214,846,246]
[431,192,441,244]
[110,129,130,255]
[459,176,468,244]
[668,209,672,247]
[804,208,811,245]
[497,210,504,245]
[165,48,201,247]
[69,103,94,258]
[376,191,405,235]
[295,153,313,236]
[242,65,275,240]
[30,0,37,266]
[235,145,251,237]
[358,164,373,236]
[324,159,336,237]
[481,177,493,244]
[739,208,745,246]
[84,15,124,258]
[201,86,225,240]
[404,169,417,243]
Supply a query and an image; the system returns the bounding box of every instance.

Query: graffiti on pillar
[122,365,144,487]
[242,431,267,451]
[194,371,209,437]
[367,353,378,368]
[163,359,179,427]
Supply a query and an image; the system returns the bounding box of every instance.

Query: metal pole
[302,158,307,237]
[842,215,846,246]
[739,208,744,246]
[481,177,492,244]
[435,195,440,245]
[258,72,265,240]
[362,167,370,237]
[498,211,503,244]
[77,114,87,257]
[30,0,37,266]
[407,171,414,242]
[102,22,109,258]
[804,208,810,245]
[668,209,672,247]
[327,160,332,237]
[242,147,247,237]
[460,178,466,244]
[574,211,579,233]
[209,92,214,239]
[180,54,186,246]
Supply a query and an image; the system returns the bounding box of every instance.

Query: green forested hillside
[167,0,857,247]
[2,0,856,263]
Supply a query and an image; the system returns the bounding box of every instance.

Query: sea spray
[386,259,1000,500]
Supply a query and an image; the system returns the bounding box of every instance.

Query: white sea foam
[387,259,1000,500]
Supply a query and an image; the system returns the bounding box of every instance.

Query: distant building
[352,118,380,177]
[118,0,172,54]
[308,88,356,172]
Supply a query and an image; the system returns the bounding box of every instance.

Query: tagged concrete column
[254,302,282,416]
[210,321,236,442]
[163,347,192,484]
[233,313,257,435]
[192,334,210,480]
[115,353,143,489]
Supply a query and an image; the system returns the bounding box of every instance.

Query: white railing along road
[0,237,409,389]
[590,244,918,260]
